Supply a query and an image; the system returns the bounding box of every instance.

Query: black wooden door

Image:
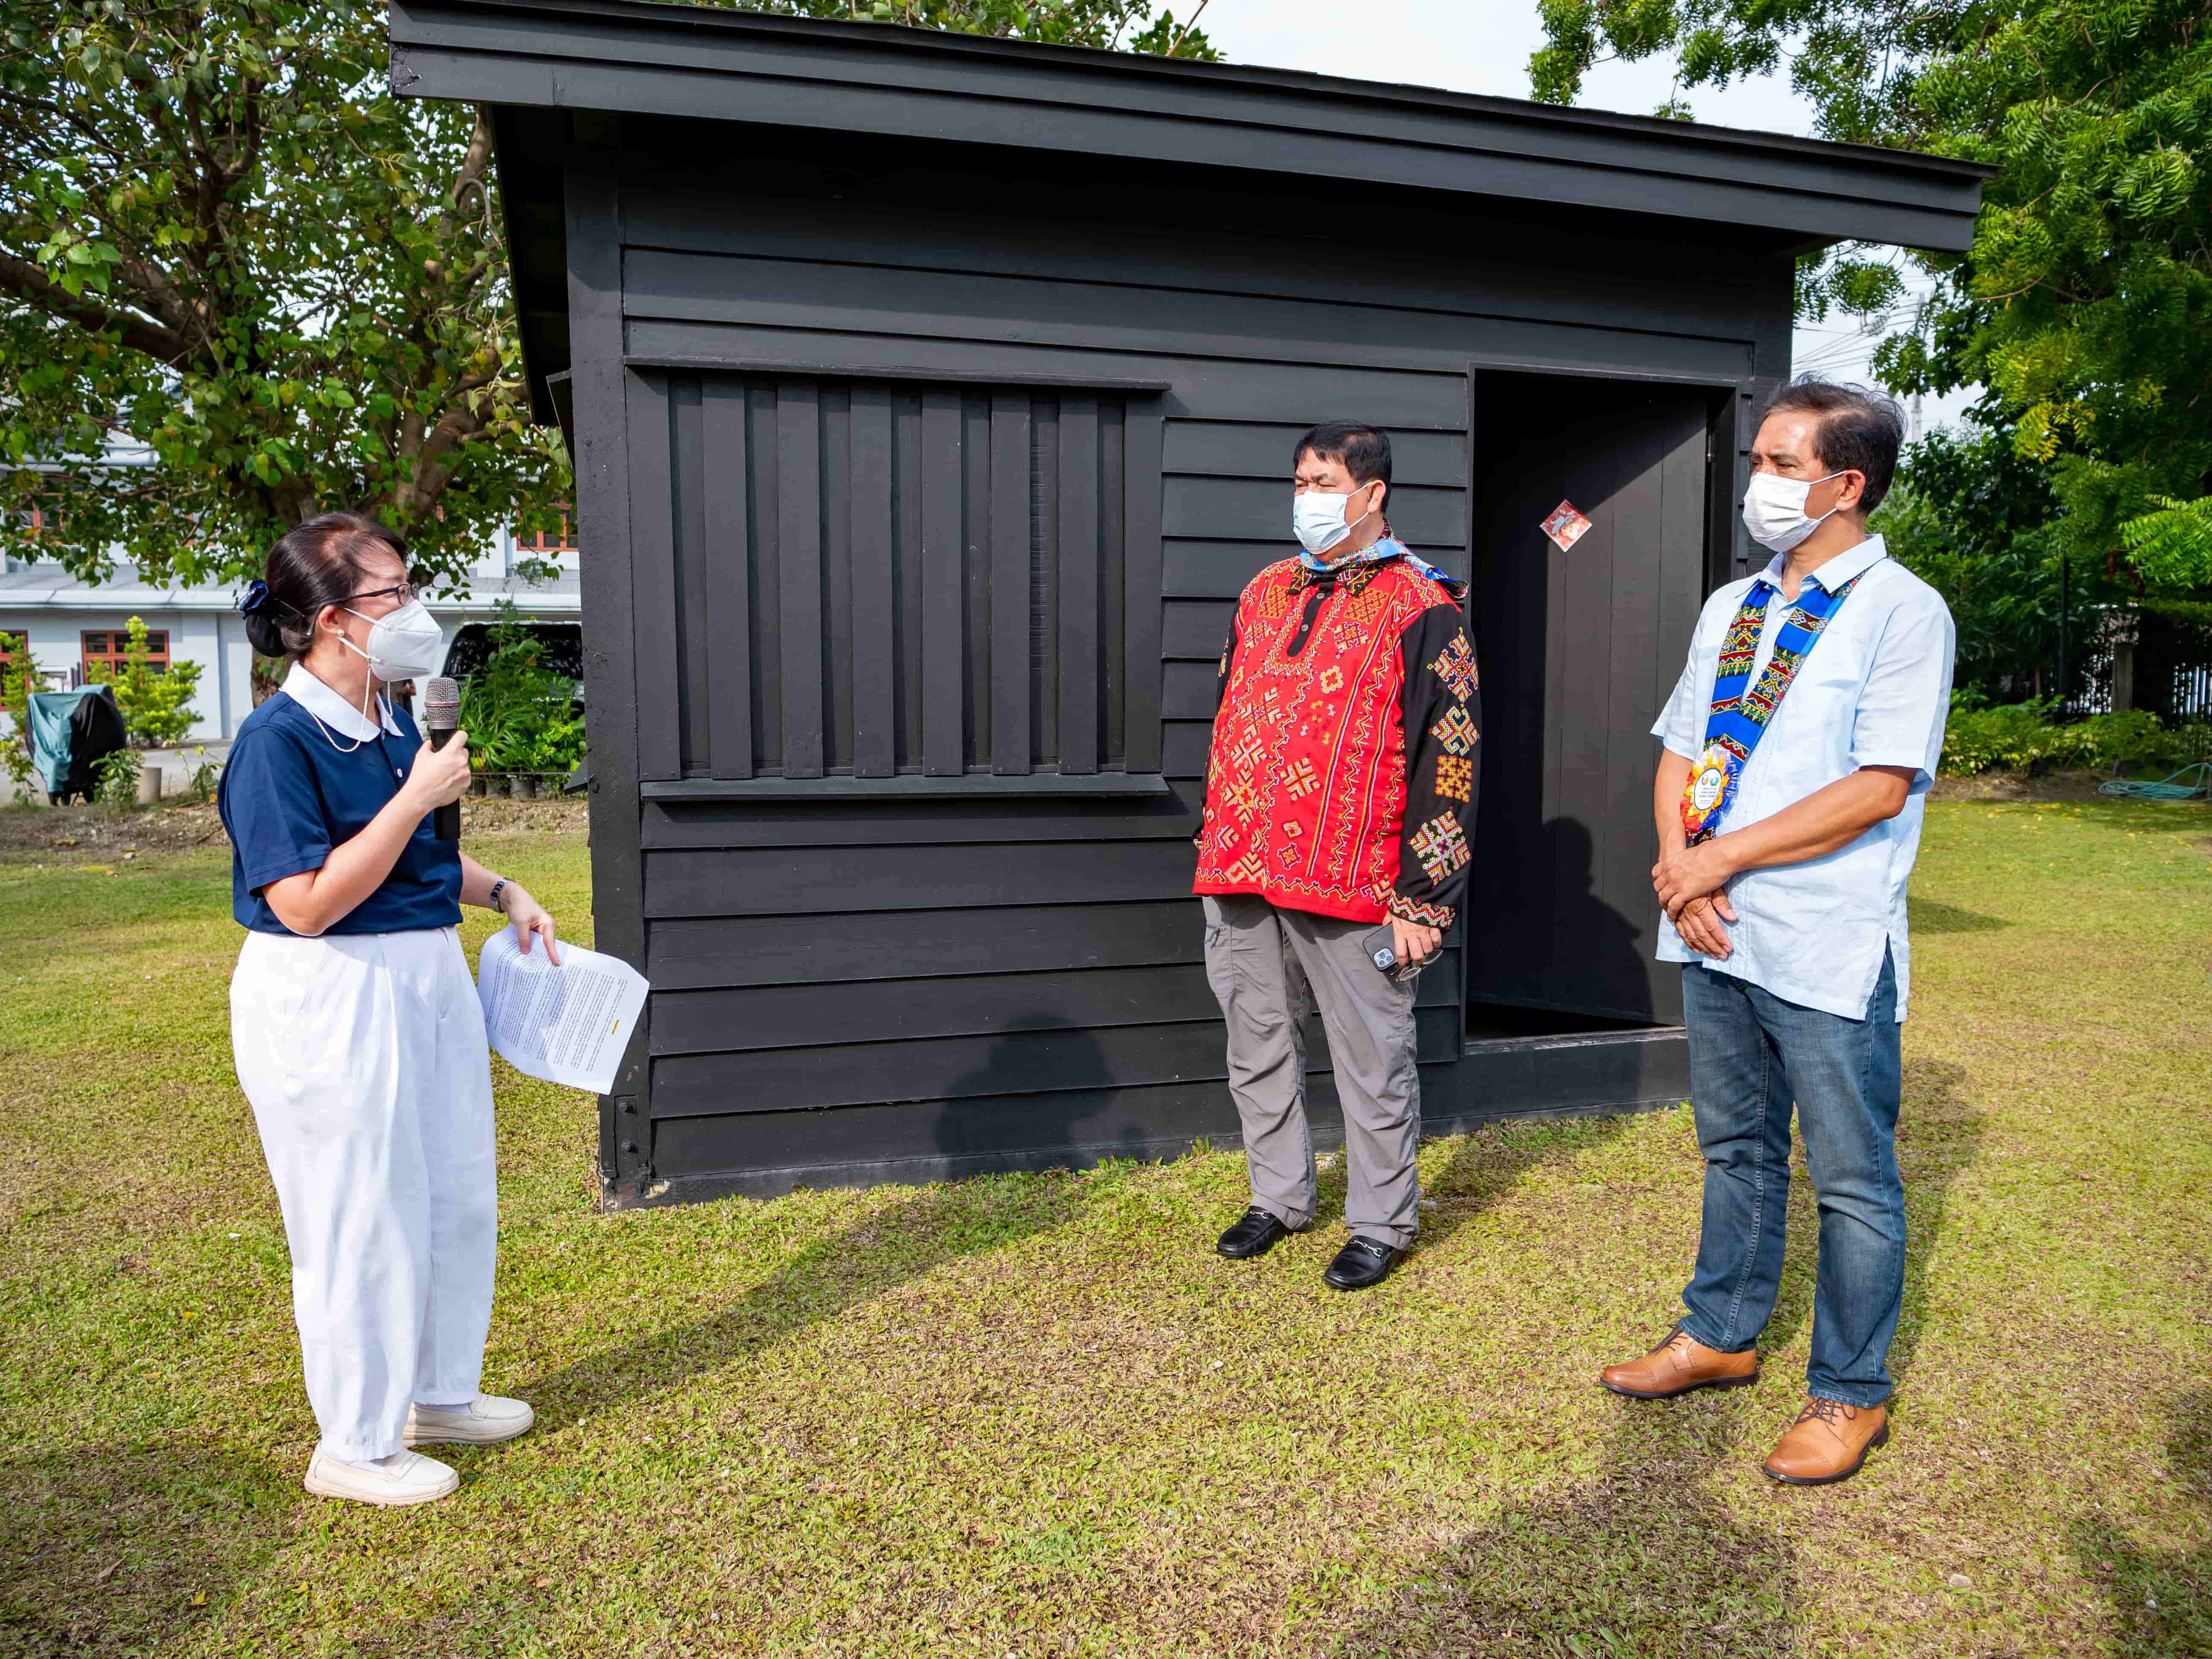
[1462,370,1722,1029]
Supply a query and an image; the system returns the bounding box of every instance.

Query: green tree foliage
[0,632,39,795]
[766,0,1219,55]
[0,0,568,591]
[82,613,202,746]
[1529,0,2211,582]
[1,2,1214,597]
[1876,425,2079,698]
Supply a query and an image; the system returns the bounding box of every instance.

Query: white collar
[282,661,403,742]
[1760,532,1889,597]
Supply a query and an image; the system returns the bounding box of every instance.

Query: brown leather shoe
[1763,1397,1889,1486]
[1598,1324,1759,1400]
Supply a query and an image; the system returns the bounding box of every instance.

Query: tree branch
[0,248,187,363]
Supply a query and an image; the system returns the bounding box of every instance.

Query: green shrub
[84,615,202,749]
[92,745,141,806]
[454,603,587,776]
[1939,692,2212,776]
[1,632,37,797]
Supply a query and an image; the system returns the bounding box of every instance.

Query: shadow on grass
[1888,1058,1986,1388]
[1908,897,2012,934]
[1327,1391,1800,1658]
[1415,1111,1636,1255]
[1321,1069,1984,1656]
[2075,1388,2212,1658]
[0,1438,291,1657]
[524,1025,1123,1421]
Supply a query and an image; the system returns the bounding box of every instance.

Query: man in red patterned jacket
[1194,422,1480,1291]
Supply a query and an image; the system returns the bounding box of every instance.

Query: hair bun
[242,608,290,659]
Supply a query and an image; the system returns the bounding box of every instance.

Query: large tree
[0,0,1216,593]
[1530,0,2212,584]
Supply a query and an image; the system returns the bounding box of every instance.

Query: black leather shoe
[1217,1206,1298,1259]
[1322,1236,1401,1290]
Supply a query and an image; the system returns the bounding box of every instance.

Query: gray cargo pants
[1201,894,1422,1248]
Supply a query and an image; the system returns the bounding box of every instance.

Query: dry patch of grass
[1,802,2206,1657]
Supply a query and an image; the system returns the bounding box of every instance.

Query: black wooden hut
[390,0,1987,1207]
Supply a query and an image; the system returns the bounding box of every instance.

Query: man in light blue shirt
[1598,378,1955,1488]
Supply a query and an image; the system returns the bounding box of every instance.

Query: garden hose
[2097,763,2212,801]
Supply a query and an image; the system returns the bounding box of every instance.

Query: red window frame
[515,501,579,556]
[83,628,169,676]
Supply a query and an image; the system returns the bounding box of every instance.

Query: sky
[1198,0,1980,436]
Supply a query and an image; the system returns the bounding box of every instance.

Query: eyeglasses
[343,582,416,609]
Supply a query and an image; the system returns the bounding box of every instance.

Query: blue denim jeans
[1677,949,1904,1406]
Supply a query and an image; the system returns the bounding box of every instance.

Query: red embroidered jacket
[1193,542,1481,928]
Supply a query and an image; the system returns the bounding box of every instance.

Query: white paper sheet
[477,928,649,1095]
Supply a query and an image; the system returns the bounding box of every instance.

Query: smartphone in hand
[1362,923,1429,986]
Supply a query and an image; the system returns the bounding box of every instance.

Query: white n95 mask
[341,598,446,683]
[1741,469,1845,553]
[1293,487,1375,557]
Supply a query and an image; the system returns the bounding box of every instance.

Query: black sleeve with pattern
[1391,602,1480,930]
[1195,615,1240,848]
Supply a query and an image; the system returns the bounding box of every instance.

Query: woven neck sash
[1680,570,1863,843]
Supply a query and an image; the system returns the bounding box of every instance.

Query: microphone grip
[427,725,462,843]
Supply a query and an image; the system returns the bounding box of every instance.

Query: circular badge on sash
[1680,742,1739,840]
[1691,763,1726,814]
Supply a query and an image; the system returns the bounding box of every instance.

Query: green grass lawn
[1,800,2206,1657]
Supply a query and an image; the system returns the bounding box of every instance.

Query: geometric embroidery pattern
[1430,704,1478,757]
[1409,814,1471,884]
[1429,629,1478,703]
[1388,893,1455,929]
[1192,549,1465,923]
[1435,753,1473,802]
[1744,644,1802,723]
[1717,608,1764,679]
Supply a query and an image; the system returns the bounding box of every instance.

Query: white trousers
[231,927,498,1461]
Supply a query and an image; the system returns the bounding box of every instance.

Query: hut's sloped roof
[389,0,1988,253]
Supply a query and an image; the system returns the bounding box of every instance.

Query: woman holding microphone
[220,512,558,1507]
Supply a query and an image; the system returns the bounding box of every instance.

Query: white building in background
[0,506,583,754]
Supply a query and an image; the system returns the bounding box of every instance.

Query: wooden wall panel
[648,370,1158,787]
[584,172,1767,1194]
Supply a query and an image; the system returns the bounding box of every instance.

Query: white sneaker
[403,1394,536,1447]
[304,1448,459,1507]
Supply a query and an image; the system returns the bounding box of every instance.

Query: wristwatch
[488,877,509,913]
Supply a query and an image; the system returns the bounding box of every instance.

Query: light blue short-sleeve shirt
[1653,534,1956,1022]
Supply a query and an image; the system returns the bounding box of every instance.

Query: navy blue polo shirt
[218,670,463,935]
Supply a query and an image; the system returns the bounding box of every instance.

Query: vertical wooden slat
[1099,400,1126,768]
[1057,395,1100,774]
[989,392,1032,774]
[965,396,995,767]
[894,392,923,768]
[1121,398,1165,773]
[777,379,824,778]
[822,386,854,773]
[701,379,754,779]
[670,379,710,774]
[920,388,966,776]
[748,384,783,772]
[561,128,646,1196]
[626,377,682,783]
[850,384,897,777]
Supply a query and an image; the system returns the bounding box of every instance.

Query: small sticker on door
[1540,500,1593,552]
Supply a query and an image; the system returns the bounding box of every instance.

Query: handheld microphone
[421,676,462,843]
